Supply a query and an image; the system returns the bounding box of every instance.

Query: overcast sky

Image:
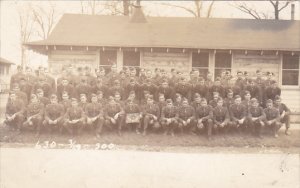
[1,0,299,67]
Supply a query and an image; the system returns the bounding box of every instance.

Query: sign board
[232,54,280,81]
[142,52,190,75]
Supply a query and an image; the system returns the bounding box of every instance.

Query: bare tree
[160,0,215,18]
[31,2,60,40]
[16,2,35,67]
[79,0,104,15]
[233,0,293,20]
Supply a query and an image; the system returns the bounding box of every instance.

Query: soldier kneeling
[195,98,213,140]
[264,99,282,138]
[85,94,104,138]
[160,99,179,137]
[43,94,65,134]
[63,98,85,136]
[22,94,44,136]
[4,91,25,132]
[212,97,230,134]
[177,98,196,135]
[248,98,265,138]
[124,99,142,134]
[142,95,160,136]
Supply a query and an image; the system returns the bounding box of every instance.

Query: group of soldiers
[4,64,291,139]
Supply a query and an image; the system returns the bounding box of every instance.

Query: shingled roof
[25,13,300,52]
[0,57,14,65]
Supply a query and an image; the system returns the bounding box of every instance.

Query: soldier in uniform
[157,79,174,100]
[174,77,191,101]
[63,98,85,136]
[142,95,160,136]
[209,92,220,108]
[160,99,178,136]
[235,71,245,91]
[10,65,26,89]
[19,78,33,100]
[4,91,25,131]
[191,93,202,110]
[263,99,282,138]
[193,77,208,101]
[124,99,142,134]
[97,90,106,106]
[245,79,259,100]
[248,98,265,138]
[265,80,281,101]
[12,83,28,106]
[229,95,249,133]
[92,78,109,99]
[106,64,119,86]
[273,95,291,135]
[125,78,140,101]
[43,94,65,134]
[36,89,50,106]
[75,78,92,100]
[255,70,265,105]
[109,80,125,100]
[85,94,104,138]
[224,89,234,109]
[212,97,230,134]
[60,91,72,111]
[242,90,251,113]
[104,96,125,136]
[33,76,53,98]
[140,78,157,101]
[195,98,214,140]
[205,72,214,88]
[22,94,44,136]
[177,98,196,134]
[57,78,75,101]
[209,77,225,99]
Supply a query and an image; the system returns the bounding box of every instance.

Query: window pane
[283,55,299,69]
[100,51,117,66]
[215,53,231,68]
[192,52,209,67]
[198,68,209,78]
[282,70,299,85]
[123,51,140,66]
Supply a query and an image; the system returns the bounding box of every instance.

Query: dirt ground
[1,123,299,153]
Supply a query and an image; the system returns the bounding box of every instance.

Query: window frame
[192,52,209,77]
[281,54,300,88]
[214,52,232,79]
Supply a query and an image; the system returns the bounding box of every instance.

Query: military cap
[80,93,87,98]
[213,92,219,96]
[148,95,154,100]
[194,93,201,98]
[227,89,233,94]
[50,94,58,100]
[250,98,258,104]
[244,90,250,95]
[215,77,221,81]
[36,89,44,93]
[274,95,281,100]
[91,93,97,98]
[234,95,241,100]
[71,98,78,102]
[237,70,242,74]
[166,99,173,103]
[266,99,273,104]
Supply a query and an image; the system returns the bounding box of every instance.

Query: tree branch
[160,2,198,17]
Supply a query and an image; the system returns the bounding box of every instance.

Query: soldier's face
[266,103,273,108]
[147,98,153,104]
[129,94,135,100]
[71,101,78,107]
[13,87,20,92]
[114,95,121,101]
[62,94,69,100]
[62,80,68,86]
[195,97,201,103]
[237,73,242,78]
[130,70,136,76]
[250,82,255,86]
[194,71,199,77]
[97,93,103,99]
[227,93,233,98]
[9,94,16,101]
[200,80,205,85]
[245,94,251,100]
[176,97,181,102]
[201,101,207,106]
[80,96,87,103]
[146,71,152,78]
[51,98,58,104]
[31,96,38,103]
[167,102,172,107]
[37,92,44,98]
[235,98,241,104]
[213,95,219,100]
[162,82,168,88]
[100,70,105,76]
[111,67,117,73]
[256,72,261,77]
[182,101,188,106]
[275,99,281,105]
[217,100,223,107]
[252,102,258,108]
[91,97,98,103]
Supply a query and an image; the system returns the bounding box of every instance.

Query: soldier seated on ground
[160,99,178,137]
[43,94,65,134]
[142,95,160,136]
[212,97,230,134]
[195,98,214,140]
[85,94,104,138]
[124,99,142,134]
[36,88,50,106]
[248,98,265,138]
[229,95,249,133]
[264,99,282,138]
[4,91,25,132]
[22,94,44,136]
[273,95,291,136]
[63,98,85,136]
[177,98,195,135]
[104,96,125,136]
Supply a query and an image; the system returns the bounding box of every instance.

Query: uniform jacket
[229,103,247,120]
[45,103,65,120]
[178,105,195,120]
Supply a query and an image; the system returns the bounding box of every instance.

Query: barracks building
[25,6,300,114]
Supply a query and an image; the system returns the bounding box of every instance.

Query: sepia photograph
[0,0,299,187]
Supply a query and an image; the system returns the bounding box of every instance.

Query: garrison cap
[166,99,173,103]
[266,99,273,104]
[250,98,258,104]
[234,95,241,100]
[274,95,281,100]
[36,89,44,93]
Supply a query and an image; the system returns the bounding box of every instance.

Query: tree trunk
[123,0,129,16]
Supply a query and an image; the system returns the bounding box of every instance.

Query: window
[192,52,209,77]
[100,50,117,74]
[0,65,5,75]
[123,51,140,75]
[215,52,232,79]
[282,54,299,86]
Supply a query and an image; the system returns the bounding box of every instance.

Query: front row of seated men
[5,90,291,140]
